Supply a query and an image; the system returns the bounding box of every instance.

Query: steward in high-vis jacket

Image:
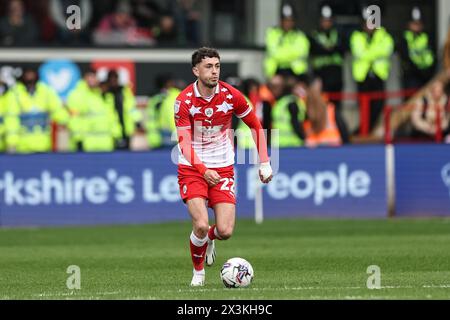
[350,6,394,131]
[0,80,19,152]
[309,3,349,143]
[67,69,119,152]
[11,68,69,153]
[271,78,307,148]
[264,4,310,82]
[105,70,142,150]
[146,74,181,149]
[398,6,435,91]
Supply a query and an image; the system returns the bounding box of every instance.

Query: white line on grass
[33,291,121,298]
[165,284,450,293]
[422,284,450,288]
[26,284,450,299]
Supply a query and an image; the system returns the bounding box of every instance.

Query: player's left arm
[234,91,272,184]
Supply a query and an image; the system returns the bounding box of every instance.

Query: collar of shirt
[193,80,220,102]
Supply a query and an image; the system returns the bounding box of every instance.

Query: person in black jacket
[398,6,435,92]
[309,3,349,143]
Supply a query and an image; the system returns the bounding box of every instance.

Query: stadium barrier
[1,144,448,227]
[384,98,450,144]
[327,88,417,136]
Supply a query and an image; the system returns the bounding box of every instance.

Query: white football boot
[205,239,216,267]
[190,269,205,287]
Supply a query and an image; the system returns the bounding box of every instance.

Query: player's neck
[196,80,216,98]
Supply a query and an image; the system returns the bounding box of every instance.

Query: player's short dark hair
[191,47,220,67]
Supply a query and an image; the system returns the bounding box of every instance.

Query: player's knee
[217,226,233,240]
[194,223,209,238]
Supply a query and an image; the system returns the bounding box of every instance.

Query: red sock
[208,224,217,241]
[190,232,208,271]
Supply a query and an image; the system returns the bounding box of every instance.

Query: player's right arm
[175,99,221,186]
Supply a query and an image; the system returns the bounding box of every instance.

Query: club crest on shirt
[174,100,181,114]
[183,185,187,194]
[205,108,214,117]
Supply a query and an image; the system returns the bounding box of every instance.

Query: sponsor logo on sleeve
[174,100,181,114]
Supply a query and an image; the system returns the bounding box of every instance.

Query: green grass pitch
[1,218,450,299]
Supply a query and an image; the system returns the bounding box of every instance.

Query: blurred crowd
[262,3,449,145]
[0,0,201,47]
[0,1,449,154]
[0,65,188,153]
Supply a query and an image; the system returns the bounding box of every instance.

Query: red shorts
[178,165,236,208]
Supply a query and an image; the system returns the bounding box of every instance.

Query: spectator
[146,73,180,149]
[411,80,450,142]
[93,0,154,46]
[9,68,69,153]
[309,3,349,143]
[271,76,307,148]
[261,75,284,143]
[173,0,201,46]
[131,0,161,30]
[49,0,93,45]
[350,5,394,133]
[0,0,38,46]
[264,3,310,82]
[399,6,435,93]
[303,79,342,147]
[0,78,19,153]
[105,69,142,150]
[90,0,116,30]
[27,0,57,43]
[235,78,261,149]
[66,69,119,152]
[154,14,179,46]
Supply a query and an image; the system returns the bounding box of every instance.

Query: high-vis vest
[404,30,434,70]
[264,27,310,78]
[304,103,342,147]
[311,29,343,70]
[271,95,306,148]
[146,87,180,148]
[0,90,20,152]
[146,93,164,149]
[158,87,180,146]
[12,82,69,153]
[350,27,394,82]
[67,80,119,152]
[104,86,141,138]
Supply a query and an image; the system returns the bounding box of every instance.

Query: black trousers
[357,75,385,132]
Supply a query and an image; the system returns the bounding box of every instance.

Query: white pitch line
[32,291,121,298]
[23,284,450,298]
[163,284,450,293]
[422,284,450,288]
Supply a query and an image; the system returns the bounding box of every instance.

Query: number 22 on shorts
[219,178,235,194]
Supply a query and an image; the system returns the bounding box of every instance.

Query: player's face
[193,57,220,88]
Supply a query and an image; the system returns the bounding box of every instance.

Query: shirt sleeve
[233,90,253,119]
[174,99,191,129]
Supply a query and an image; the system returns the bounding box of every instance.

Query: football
[220,257,254,288]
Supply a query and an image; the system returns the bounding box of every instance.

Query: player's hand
[204,169,221,187]
[259,162,273,184]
